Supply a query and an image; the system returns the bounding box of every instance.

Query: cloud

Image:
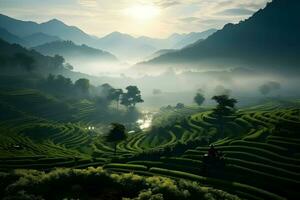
[78,0,97,7]
[179,17,199,22]
[155,0,181,8]
[217,8,255,16]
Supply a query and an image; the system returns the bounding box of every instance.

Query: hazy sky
[0,0,271,38]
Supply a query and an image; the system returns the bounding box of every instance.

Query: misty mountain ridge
[172,29,217,49]
[95,29,217,62]
[0,27,25,45]
[137,0,300,73]
[0,27,62,48]
[0,14,217,62]
[0,14,93,45]
[22,32,61,47]
[0,38,69,75]
[33,40,118,64]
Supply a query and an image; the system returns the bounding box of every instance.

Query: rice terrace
[0,0,300,199]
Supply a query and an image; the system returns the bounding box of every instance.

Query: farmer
[208,144,219,158]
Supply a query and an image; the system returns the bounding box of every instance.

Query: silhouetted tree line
[40,74,144,109]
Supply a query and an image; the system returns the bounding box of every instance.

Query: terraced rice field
[102,103,300,199]
[1,96,300,199]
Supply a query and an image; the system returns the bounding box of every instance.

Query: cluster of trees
[96,84,144,110]
[0,53,35,73]
[40,74,90,98]
[40,74,144,110]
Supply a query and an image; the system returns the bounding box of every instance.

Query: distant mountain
[22,32,61,47]
[0,26,60,47]
[96,30,217,62]
[173,29,217,49]
[0,27,25,45]
[0,13,217,63]
[138,0,300,73]
[33,40,117,64]
[0,14,94,45]
[145,49,177,61]
[95,32,157,62]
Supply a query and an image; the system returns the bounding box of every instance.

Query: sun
[125,5,160,21]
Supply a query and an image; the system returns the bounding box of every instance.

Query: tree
[14,53,35,71]
[212,95,237,137]
[53,54,65,67]
[108,88,123,110]
[64,63,74,71]
[259,81,281,96]
[194,93,205,106]
[75,78,90,97]
[120,86,144,108]
[106,123,127,155]
[175,103,185,109]
[42,74,73,96]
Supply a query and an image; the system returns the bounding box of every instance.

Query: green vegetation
[0,167,240,200]
[0,64,300,199]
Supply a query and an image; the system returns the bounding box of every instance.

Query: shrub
[2,167,240,200]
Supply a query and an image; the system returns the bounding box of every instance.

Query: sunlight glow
[125,5,160,21]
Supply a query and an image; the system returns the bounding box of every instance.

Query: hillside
[0,27,25,45]
[0,38,106,85]
[138,0,300,72]
[0,38,69,75]
[172,29,217,49]
[22,32,61,47]
[33,40,118,63]
[145,49,177,61]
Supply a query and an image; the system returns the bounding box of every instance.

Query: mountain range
[137,0,300,73]
[0,14,217,62]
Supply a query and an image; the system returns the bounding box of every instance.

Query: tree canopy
[212,95,237,116]
[75,78,90,96]
[194,93,205,106]
[106,123,127,154]
[120,86,144,108]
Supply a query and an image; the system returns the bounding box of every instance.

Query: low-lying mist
[68,59,300,110]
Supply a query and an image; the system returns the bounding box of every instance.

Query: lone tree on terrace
[212,95,237,137]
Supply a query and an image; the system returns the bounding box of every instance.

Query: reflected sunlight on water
[137,111,155,130]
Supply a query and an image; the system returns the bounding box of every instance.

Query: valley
[0,0,300,199]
